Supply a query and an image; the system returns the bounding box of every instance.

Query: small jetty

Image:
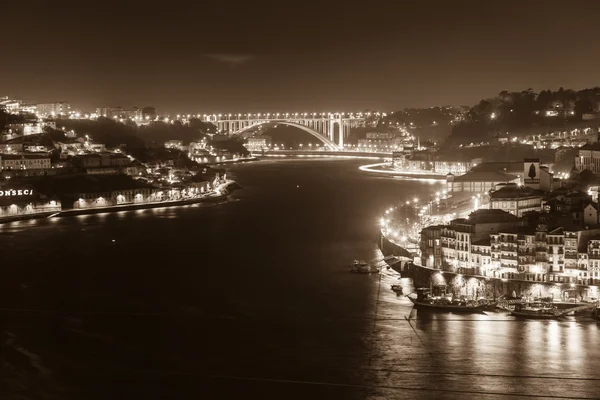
[350,255,402,274]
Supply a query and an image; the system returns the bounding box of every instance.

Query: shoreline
[0,181,240,224]
[359,162,446,180]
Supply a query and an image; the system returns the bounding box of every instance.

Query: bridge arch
[232,121,341,151]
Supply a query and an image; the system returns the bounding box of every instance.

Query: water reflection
[373,295,600,398]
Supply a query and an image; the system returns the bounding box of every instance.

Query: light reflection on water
[0,159,599,399]
[371,268,600,398]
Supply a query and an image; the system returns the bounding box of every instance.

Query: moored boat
[391,284,403,294]
[350,260,378,274]
[406,289,488,313]
[510,303,562,319]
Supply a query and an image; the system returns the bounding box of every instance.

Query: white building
[36,102,71,117]
[245,136,271,152]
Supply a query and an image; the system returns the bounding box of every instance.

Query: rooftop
[2,153,50,160]
[470,161,524,174]
[489,184,544,199]
[28,174,154,195]
[452,170,519,183]
[472,238,491,246]
[580,142,600,151]
[451,209,521,226]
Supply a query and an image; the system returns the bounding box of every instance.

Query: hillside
[445,87,600,146]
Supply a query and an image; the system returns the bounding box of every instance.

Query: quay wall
[379,232,597,301]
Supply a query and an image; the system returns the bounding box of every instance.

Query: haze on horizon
[1,0,600,113]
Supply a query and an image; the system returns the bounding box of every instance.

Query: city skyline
[2,1,600,113]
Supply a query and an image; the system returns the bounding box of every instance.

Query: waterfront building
[245,136,272,152]
[420,224,444,268]
[446,170,520,193]
[421,208,600,285]
[438,209,523,273]
[0,184,61,220]
[489,184,544,217]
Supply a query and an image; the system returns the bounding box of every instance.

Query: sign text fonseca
[0,189,34,197]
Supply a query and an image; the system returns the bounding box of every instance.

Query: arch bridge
[208,113,367,150]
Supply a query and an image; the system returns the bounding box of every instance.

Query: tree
[579,169,597,189]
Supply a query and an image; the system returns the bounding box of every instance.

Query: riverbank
[202,156,258,166]
[378,231,598,301]
[0,180,241,224]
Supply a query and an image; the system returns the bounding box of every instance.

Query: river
[1,158,599,399]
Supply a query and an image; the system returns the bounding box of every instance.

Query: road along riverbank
[359,162,446,180]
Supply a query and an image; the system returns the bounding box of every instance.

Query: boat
[406,288,488,312]
[391,284,403,294]
[349,260,378,274]
[509,303,562,319]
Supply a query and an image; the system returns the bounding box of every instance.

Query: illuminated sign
[524,158,540,184]
[0,189,34,197]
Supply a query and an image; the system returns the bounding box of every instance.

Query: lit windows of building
[35,102,71,117]
[489,184,544,217]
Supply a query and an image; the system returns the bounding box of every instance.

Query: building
[164,140,183,150]
[555,146,572,162]
[36,102,71,117]
[446,171,520,193]
[96,107,142,120]
[0,184,61,220]
[433,158,482,175]
[244,136,271,152]
[71,153,132,174]
[438,209,523,273]
[0,144,22,153]
[0,97,23,114]
[56,139,85,154]
[420,225,444,268]
[489,184,544,217]
[357,132,407,152]
[584,203,599,226]
[1,154,51,170]
[420,210,600,286]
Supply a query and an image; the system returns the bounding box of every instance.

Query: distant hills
[446,87,600,146]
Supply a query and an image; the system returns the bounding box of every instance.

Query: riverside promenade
[0,181,240,224]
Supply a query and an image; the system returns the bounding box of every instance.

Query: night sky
[2,1,600,113]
